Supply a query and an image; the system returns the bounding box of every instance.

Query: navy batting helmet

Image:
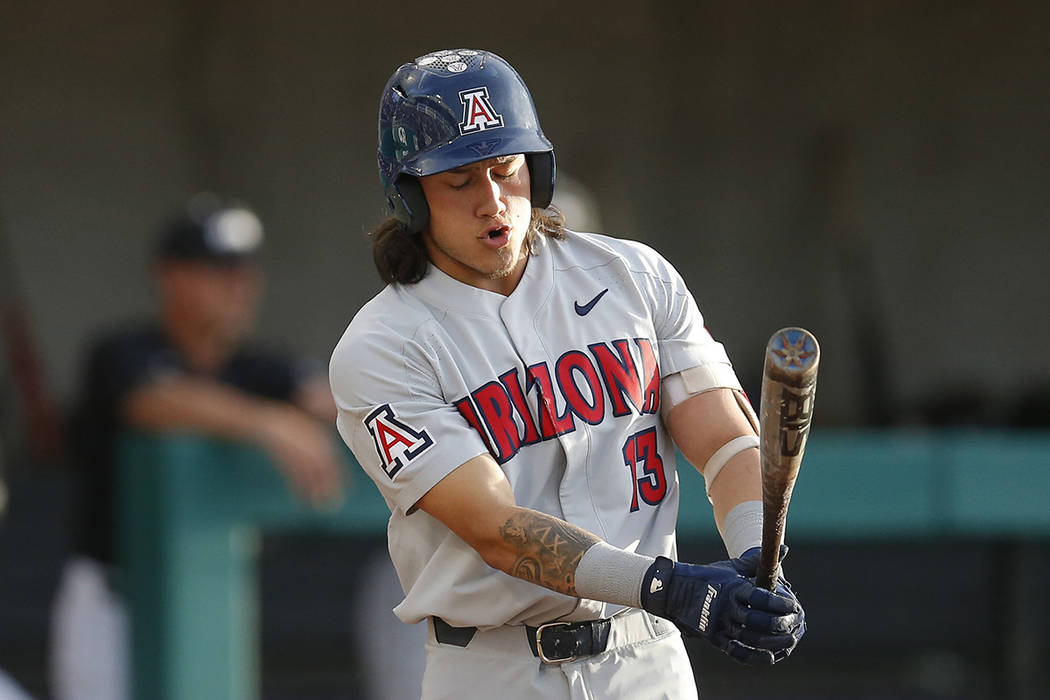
[377,49,556,233]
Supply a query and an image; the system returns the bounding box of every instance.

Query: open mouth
[480,225,511,247]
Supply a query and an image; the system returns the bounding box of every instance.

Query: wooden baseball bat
[755,327,820,591]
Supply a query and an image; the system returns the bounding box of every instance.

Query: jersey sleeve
[629,243,736,378]
[329,319,490,514]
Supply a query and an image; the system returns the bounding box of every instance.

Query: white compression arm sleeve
[574,513,764,607]
[721,500,764,558]
[573,541,655,609]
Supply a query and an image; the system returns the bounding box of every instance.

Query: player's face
[418,154,532,295]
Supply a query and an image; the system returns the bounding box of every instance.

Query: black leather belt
[432,616,612,664]
[526,619,612,664]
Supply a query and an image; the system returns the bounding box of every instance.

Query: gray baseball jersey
[329,229,740,630]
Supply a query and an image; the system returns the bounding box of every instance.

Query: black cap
[156,193,264,264]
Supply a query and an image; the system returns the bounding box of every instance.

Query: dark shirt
[70,322,304,564]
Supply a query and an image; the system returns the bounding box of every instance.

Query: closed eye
[494,163,523,181]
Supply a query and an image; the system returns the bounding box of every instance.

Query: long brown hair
[370,206,567,285]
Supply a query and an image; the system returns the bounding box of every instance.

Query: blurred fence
[117,430,1050,700]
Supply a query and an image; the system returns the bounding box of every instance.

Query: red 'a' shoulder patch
[364,404,435,478]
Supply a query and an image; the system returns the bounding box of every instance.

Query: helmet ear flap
[526,151,556,209]
[388,176,429,234]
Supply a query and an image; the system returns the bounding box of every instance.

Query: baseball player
[330,49,805,699]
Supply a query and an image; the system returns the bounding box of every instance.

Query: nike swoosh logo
[574,288,609,316]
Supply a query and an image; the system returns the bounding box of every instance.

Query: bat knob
[766,327,820,377]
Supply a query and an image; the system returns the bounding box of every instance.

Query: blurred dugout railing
[119,430,1050,700]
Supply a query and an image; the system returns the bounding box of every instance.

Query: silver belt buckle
[535,621,577,664]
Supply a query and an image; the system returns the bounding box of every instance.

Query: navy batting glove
[641,546,805,665]
[732,546,806,664]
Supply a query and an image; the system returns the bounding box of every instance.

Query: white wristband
[702,434,759,495]
[574,541,655,609]
[721,500,764,558]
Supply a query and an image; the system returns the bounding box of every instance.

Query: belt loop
[432,617,478,647]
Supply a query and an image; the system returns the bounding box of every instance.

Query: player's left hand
[640,546,805,665]
[731,546,806,664]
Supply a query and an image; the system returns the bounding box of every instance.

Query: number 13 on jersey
[623,427,667,512]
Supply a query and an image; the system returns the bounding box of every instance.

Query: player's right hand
[254,403,344,509]
[640,547,804,665]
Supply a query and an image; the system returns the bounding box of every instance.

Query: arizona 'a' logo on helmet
[458,87,504,135]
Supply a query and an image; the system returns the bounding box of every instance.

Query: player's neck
[427,249,530,296]
[482,253,529,296]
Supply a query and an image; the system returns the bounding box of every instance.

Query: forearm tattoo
[497,509,599,596]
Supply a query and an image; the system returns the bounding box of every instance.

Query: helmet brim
[401,128,553,178]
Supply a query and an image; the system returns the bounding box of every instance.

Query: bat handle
[754,548,779,591]
[754,510,785,590]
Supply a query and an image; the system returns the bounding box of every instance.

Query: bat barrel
[755,327,819,590]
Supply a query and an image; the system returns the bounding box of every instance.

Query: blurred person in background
[48,194,344,700]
